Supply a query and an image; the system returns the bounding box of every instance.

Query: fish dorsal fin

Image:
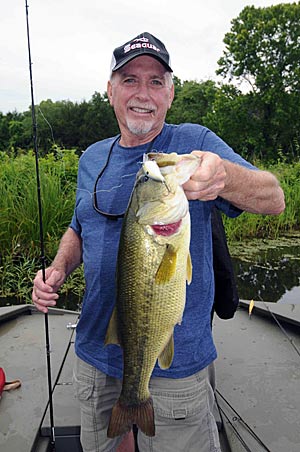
[155,244,177,284]
[186,252,192,285]
[175,156,200,185]
[158,334,174,369]
[104,307,120,346]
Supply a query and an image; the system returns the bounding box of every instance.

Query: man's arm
[183,151,285,215]
[32,227,82,313]
[220,160,285,214]
[51,227,82,277]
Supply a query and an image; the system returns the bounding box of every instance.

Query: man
[32,32,285,452]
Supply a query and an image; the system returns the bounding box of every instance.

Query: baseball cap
[110,32,173,73]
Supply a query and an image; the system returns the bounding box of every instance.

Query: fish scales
[118,208,188,402]
[105,152,200,438]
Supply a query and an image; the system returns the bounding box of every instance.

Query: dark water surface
[230,237,300,304]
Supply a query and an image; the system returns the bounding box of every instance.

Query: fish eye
[137,174,150,184]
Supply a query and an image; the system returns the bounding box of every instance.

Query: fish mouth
[151,220,182,236]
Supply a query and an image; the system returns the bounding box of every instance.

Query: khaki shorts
[74,356,221,452]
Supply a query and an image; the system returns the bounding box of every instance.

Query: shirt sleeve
[200,129,257,171]
[215,196,243,218]
[69,155,84,236]
[70,208,82,236]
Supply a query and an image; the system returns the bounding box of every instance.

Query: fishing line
[257,294,300,358]
[38,106,56,144]
[75,172,137,199]
[93,172,137,194]
[25,1,56,448]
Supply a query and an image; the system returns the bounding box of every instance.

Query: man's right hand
[32,267,66,313]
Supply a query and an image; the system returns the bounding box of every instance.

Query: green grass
[0,150,77,256]
[0,150,299,302]
[0,149,81,303]
[223,160,300,242]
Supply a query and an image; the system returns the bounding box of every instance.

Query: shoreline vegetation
[0,150,299,304]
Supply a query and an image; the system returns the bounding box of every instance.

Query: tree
[217,3,300,94]
[216,2,300,159]
[0,111,29,154]
[204,85,265,161]
[167,79,217,124]
[32,99,89,153]
[78,92,119,149]
[0,112,11,151]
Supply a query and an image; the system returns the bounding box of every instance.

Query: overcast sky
[1,0,293,114]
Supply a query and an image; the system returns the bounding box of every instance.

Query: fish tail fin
[134,398,155,437]
[107,398,155,438]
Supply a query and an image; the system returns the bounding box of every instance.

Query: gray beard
[126,119,153,136]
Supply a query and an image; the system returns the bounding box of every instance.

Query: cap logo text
[124,39,161,54]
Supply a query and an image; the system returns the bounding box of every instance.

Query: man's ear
[107,81,113,106]
[168,84,175,109]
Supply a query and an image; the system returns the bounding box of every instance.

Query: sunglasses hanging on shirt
[93,135,156,220]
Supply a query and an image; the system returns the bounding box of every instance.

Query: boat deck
[214,301,300,452]
[0,302,299,451]
[0,305,80,452]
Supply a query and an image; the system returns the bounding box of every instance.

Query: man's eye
[151,79,163,86]
[123,78,136,84]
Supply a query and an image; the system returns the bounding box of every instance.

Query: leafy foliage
[216,2,300,159]
[0,153,298,302]
[2,3,300,303]
[0,4,300,162]
[166,79,217,124]
[217,3,300,94]
[0,94,119,156]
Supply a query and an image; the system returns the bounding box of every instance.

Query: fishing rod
[216,389,273,452]
[25,1,56,448]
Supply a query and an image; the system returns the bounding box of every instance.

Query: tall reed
[0,150,77,257]
[0,150,79,301]
[1,151,299,302]
[223,160,300,242]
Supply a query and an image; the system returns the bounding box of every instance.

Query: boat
[0,305,81,452]
[0,301,299,451]
[214,300,300,452]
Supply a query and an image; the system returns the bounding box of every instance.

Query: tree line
[1,2,300,162]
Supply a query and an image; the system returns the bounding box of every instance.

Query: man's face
[107,55,174,145]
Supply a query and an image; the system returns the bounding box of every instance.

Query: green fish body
[105,152,200,438]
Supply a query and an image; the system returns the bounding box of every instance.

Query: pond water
[230,236,300,304]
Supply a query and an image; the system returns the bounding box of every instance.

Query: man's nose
[135,80,151,97]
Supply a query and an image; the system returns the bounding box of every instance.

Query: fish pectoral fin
[158,334,174,369]
[186,252,192,285]
[104,307,120,346]
[155,244,177,284]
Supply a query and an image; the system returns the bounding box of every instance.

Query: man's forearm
[51,227,82,277]
[221,160,285,215]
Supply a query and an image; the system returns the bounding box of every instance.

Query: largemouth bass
[105,152,200,438]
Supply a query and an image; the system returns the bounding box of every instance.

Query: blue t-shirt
[70,123,255,379]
